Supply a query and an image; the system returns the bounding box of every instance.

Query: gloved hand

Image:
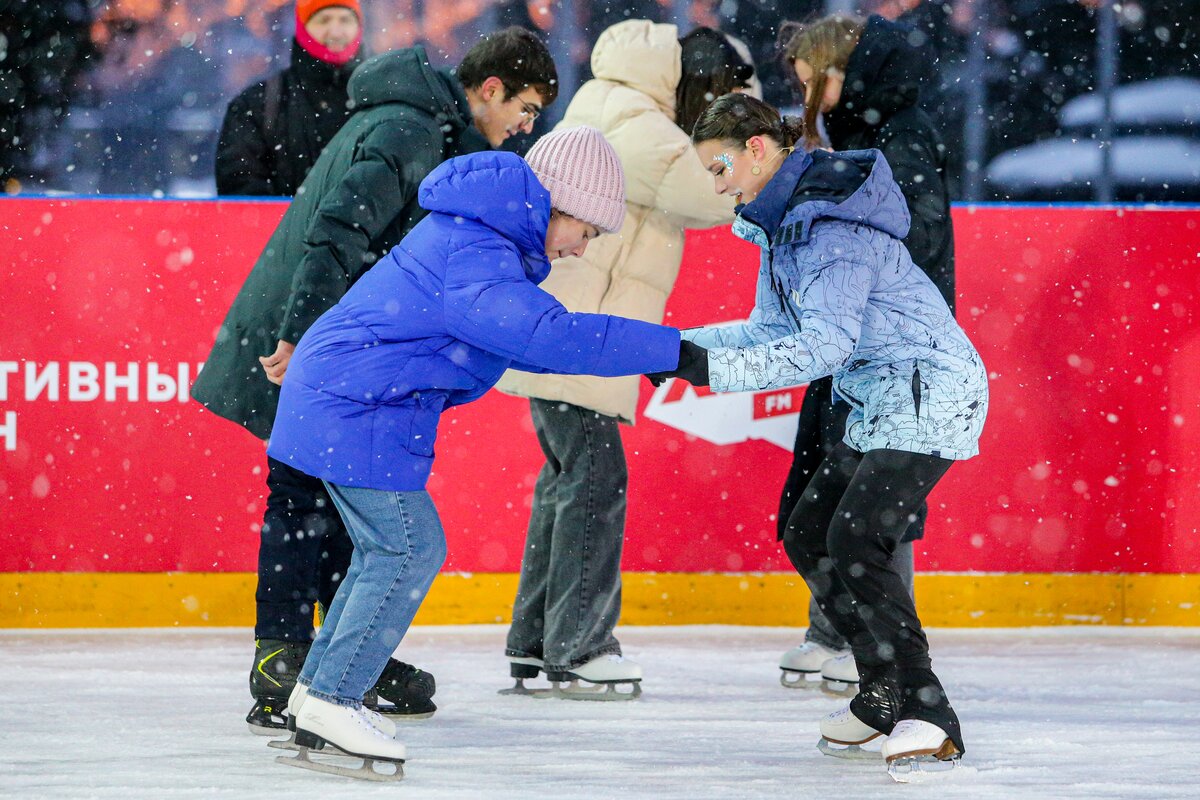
[646,340,710,387]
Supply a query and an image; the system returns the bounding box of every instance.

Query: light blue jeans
[298,484,447,707]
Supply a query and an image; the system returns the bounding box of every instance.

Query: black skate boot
[365,658,437,719]
[246,638,310,734]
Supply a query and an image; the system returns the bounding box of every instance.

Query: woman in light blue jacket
[650,93,987,780]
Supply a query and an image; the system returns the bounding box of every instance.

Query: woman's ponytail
[691,93,804,151]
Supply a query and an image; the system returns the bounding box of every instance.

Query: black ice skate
[249,640,437,733]
[365,658,437,719]
[247,639,310,734]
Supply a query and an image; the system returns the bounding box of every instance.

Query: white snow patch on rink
[2,626,1199,799]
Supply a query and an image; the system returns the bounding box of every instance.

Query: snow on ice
[3,625,1199,798]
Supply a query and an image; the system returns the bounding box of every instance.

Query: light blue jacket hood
[685,148,987,461]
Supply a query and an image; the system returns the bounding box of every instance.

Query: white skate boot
[817,703,887,759]
[499,656,549,696]
[552,654,642,701]
[881,720,961,782]
[271,683,398,752]
[820,653,860,696]
[277,696,406,781]
[779,642,847,688]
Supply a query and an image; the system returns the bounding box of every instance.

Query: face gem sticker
[713,152,734,175]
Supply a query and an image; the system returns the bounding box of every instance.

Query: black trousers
[255,457,353,642]
[780,426,965,751]
[781,442,951,673]
[777,376,926,542]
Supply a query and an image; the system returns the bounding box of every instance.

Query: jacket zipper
[911,364,922,419]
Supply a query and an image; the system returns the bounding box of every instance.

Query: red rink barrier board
[1,199,1197,574]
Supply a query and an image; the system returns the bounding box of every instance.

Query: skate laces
[890,720,928,739]
[826,706,855,724]
[353,706,392,739]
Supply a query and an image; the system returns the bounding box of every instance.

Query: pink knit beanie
[525,126,626,234]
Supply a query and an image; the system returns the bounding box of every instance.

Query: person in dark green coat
[190,26,558,734]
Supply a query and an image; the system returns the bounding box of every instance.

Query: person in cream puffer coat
[498,19,748,679]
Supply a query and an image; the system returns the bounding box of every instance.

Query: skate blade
[370,701,437,721]
[886,741,962,783]
[780,669,823,689]
[498,677,558,697]
[817,736,884,761]
[377,709,435,721]
[267,733,326,753]
[554,679,642,702]
[276,747,405,782]
[820,678,859,697]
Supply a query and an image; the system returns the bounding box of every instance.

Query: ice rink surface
[3,625,1199,799]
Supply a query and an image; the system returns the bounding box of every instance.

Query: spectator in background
[0,0,93,193]
[773,12,955,692]
[215,0,365,196]
[715,0,824,107]
[190,26,558,734]
[497,20,746,694]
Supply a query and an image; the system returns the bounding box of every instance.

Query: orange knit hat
[296,0,361,24]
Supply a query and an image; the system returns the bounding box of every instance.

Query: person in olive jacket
[771,13,957,691]
[191,26,558,734]
[215,0,365,197]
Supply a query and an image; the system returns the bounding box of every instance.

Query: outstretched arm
[442,236,680,377]
[706,235,874,392]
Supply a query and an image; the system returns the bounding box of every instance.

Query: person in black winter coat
[770,13,957,691]
[190,26,559,734]
[215,0,364,196]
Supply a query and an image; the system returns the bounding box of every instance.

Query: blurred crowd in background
[1,0,1197,200]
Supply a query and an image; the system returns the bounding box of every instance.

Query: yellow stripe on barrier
[1,572,1197,628]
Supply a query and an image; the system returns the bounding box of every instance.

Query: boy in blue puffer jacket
[266,127,683,779]
[657,94,988,782]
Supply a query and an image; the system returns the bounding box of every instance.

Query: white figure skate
[820,653,860,696]
[276,695,406,781]
[881,720,961,782]
[779,642,847,688]
[270,683,398,753]
[817,703,887,760]
[502,654,642,700]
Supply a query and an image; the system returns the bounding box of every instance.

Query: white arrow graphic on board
[642,379,806,451]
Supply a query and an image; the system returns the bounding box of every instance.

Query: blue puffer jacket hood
[266,151,681,491]
[419,151,553,283]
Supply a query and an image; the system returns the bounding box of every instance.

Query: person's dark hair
[457,26,559,105]
[675,27,755,135]
[690,93,803,150]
